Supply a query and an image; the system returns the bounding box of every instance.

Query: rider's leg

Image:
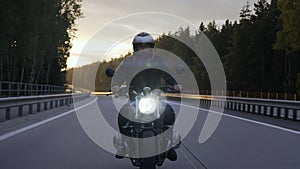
[162,104,178,161]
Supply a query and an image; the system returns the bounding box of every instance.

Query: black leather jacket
[112,53,177,100]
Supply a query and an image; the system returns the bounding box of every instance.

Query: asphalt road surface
[0,95,299,169]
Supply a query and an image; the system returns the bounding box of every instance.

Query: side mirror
[105,68,115,78]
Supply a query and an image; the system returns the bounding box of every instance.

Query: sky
[67,0,261,68]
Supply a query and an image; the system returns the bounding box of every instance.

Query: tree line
[67,54,130,92]
[208,0,300,93]
[68,0,300,94]
[0,0,82,86]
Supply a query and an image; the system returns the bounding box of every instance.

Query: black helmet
[132,32,155,52]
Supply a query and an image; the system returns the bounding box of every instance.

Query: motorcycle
[106,68,181,169]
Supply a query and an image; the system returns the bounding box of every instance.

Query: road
[0,95,299,169]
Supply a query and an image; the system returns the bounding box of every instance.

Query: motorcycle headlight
[138,97,157,115]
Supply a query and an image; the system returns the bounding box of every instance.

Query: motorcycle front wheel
[140,157,156,169]
[140,130,156,169]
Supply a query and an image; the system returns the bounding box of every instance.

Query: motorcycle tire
[140,130,156,169]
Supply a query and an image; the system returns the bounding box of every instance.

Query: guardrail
[166,93,300,121]
[0,93,90,122]
[213,96,300,121]
[0,81,68,97]
[195,90,300,101]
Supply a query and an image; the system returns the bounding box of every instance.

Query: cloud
[88,0,261,23]
[69,0,269,68]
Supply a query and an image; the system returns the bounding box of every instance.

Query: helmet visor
[134,43,154,51]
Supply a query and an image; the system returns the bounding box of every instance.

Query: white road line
[0,97,98,142]
[170,101,300,135]
[179,149,198,169]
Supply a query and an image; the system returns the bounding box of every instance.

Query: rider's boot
[167,148,177,161]
[115,150,125,159]
[113,133,125,159]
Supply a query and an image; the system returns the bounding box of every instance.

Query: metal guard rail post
[0,93,90,121]
[0,81,68,97]
[167,93,300,121]
[220,96,300,121]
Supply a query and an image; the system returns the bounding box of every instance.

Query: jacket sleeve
[111,59,127,87]
[157,57,177,86]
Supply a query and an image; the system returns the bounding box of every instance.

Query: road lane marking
[0,97,98,142]
[170,101,300,135]
[179,149,198,169]
[179,143,208,169]
[179,149,197,169]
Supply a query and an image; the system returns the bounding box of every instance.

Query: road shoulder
[0,96,95,136]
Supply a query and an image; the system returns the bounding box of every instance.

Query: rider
[113,32,179,161]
